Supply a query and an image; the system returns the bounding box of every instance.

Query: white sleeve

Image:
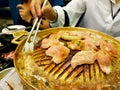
[50,6,65,27]
[50,0,86,27]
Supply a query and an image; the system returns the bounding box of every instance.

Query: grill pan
[14,27,120,90]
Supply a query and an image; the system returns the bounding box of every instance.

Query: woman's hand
[17,3,32,23]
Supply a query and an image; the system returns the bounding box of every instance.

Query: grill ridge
[33,47,105,83]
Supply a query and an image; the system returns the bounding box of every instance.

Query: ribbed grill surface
[33,48,105,83]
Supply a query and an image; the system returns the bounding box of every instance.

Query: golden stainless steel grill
[14,27,120,90]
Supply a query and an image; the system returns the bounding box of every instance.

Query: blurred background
[0,7,12,25]
[0,0,71,25]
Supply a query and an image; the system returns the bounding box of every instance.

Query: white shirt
[50,0,120,37]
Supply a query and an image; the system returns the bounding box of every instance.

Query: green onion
[64,42,67,46]
[77,41,81,46]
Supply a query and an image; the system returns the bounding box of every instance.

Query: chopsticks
[23,0,48,53]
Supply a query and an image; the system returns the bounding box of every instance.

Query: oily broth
[16,52,40,89]
[15,30,120,90]
[16,53,36,76]
[16,52,55,90]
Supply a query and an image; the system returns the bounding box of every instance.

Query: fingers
[16,4,24,9]
[30,0,54,21]
[30,0,44,18]
[17,4,27,20]
[18,8,25,20]
[35,2,41,17]
[17,3,32,22]
[17,4,24,18]
[30,0,40,18]
[19,12,24,20]
[30,3,37,18]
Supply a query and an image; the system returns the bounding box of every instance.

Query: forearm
[43,2,58,22]
[49,6,65,27]
[50,0,86,27]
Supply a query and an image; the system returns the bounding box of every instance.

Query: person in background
[9,0,22,24]
[17,0,65,29]
[30,0,120,37]
[0,0,22,24]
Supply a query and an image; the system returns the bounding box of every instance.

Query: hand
[40,19,50,29]
[30,0,42,18]
[30,0,58,22]
[17,3,32,23]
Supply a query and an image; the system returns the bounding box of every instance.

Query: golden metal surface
[14,27,120,90]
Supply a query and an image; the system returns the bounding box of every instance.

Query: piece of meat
[41,38,61,49]
[96,50,112,74]
[67,40,83,50]
[45,45,70,64]
[83,36,98,50]
[78,33,101,50]
[99,39,118,57]
[49,31,63,39]
[41,32,64,49]
[71,50,97,68]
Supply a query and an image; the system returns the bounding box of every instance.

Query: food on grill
[41,38,61,49]
[96,50,112,74]
[71,50,96,68]
[39,30,118,74]
[14,28,120,90]
[41,31,64,49]
[46,45,70,64]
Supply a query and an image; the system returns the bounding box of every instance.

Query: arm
[63,0,86,26]
[50,0,86,27]
[17,0,58,29]
[30,0,86,27]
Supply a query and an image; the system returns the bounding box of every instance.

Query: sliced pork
[41,32,64,49]
[99,39,118,57]
[83,36,98,50]
[45,45,70,64]
[96,50,112,74]
[71,50,97,68]
[41,38,61,49]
